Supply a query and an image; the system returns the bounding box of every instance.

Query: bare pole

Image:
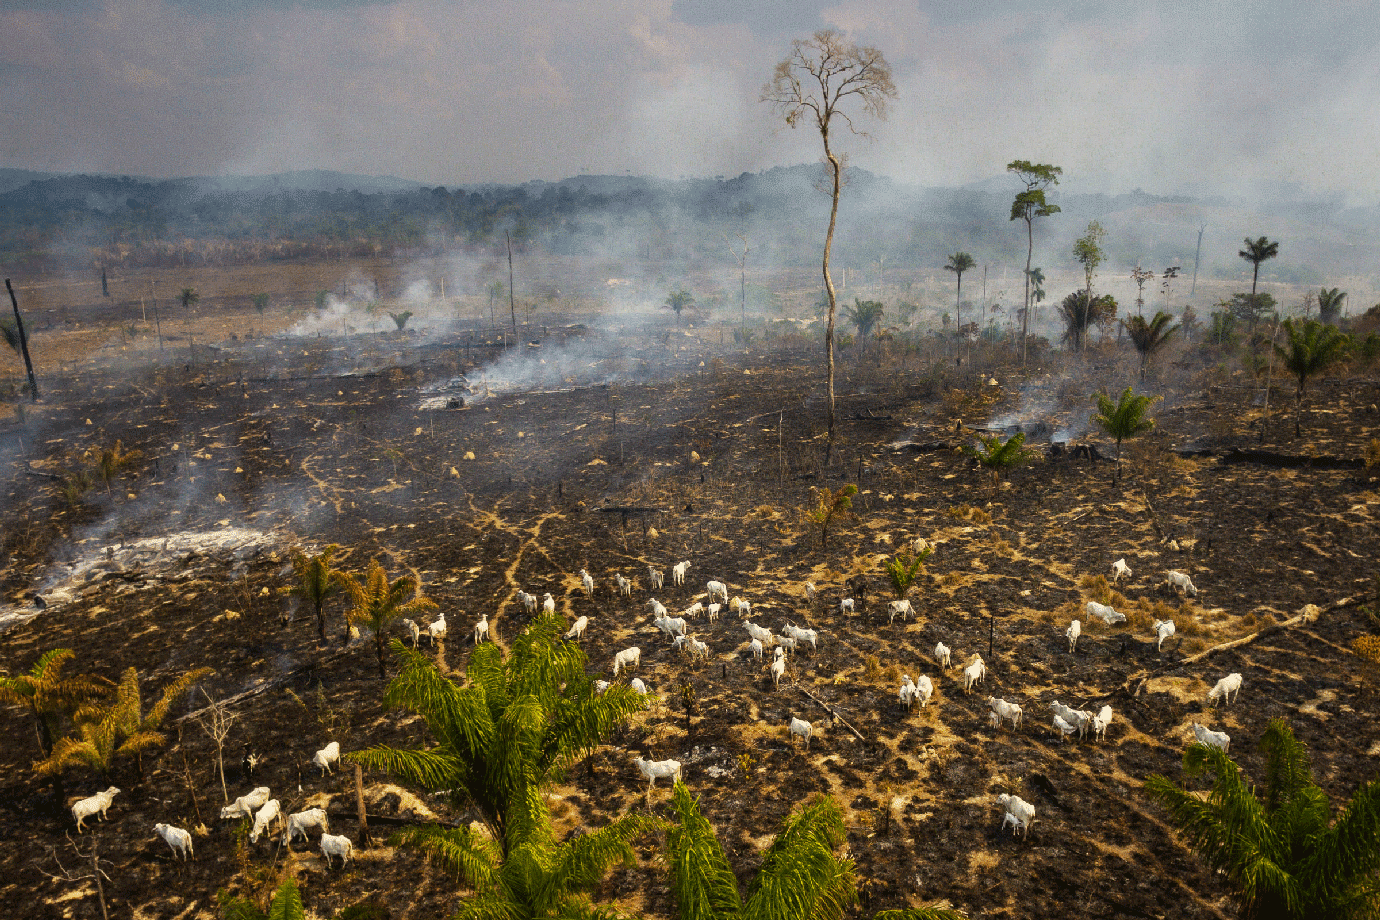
[5,279,39,402]
[506,231,517,340]
[1191,224,1205,296]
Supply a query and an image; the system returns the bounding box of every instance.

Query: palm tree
[335,559,438,679]
[178,287,200,313]
[1091,387,1158,485]
[1145,719,1380,920]
[37,666,209,780]
[1239,236,1279,336]
[1057,290,1116,352]
[285,544,340,642]
[347,611,646,846]
[843,298,885,341]
[666,780,963,920]
[943,252,975,333]
[1274,319,1353,437]
[884,546,932,600]
[250,293,269,335]
[0,649,110,757]
[218,876,304,920]
[1124,311,1181,380]
[666,289,695,325]
[1317,287,1347,325]
[963,431,1037,488]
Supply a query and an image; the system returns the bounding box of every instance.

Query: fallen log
[798,686,865,742]
[1122,594,1363,695]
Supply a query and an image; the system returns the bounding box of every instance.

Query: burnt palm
[36,665,209,780]
[1125,311,1180,380]
[943,252,975,332]
[0,649,110,757]
[1274,319,1352,437]
[1091,387,1157,485]
[285,544,340,642]
[335,559,437,679]
[1145,719,1380,920]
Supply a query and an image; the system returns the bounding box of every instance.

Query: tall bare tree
[1007,161,1062,364]
[763,29,896,461]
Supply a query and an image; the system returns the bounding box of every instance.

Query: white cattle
[154,823,194,860]
[633,756,682,790]
[320,832,354,868]
[1208,672,1243,706]
[283,807,329,846]
[1153,618,1176,651]
[612,647,641,676]
[71,788,120,833]
[1111,558,1131,583]
[672,561,690,586]
[1066,619,1081,653]
[788,716,813,750]
[934,642,951,669]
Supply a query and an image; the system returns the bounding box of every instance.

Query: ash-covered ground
[1,315,1378,920]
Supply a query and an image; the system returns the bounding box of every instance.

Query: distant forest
[2,165,1377,286]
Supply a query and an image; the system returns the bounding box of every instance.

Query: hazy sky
[3,0,1378,201]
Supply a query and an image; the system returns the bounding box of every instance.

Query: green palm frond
[1146,721,1380,919]
[667,780,744,920]
[544,813,660,907]
[884,548,930,599]
[348,744,473,805]
[1302,778,1380,908]
[393,823,502,890]
[742,795,858,920]
[1261,717,1314,813]
[873,909,968,920]
[265,876,305,920]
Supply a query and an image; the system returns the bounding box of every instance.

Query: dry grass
[944,504,992,525]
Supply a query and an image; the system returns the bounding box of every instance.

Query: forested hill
[2,164,1377,284]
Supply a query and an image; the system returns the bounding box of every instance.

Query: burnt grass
[2,321,1380,920]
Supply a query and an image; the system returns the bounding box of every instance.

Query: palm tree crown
[943,252,976,332]
[1239,236,1280,298]
[1317,287,1347,325]
[1091,387,1158,484]
[348,612,654,918]
[844,298,885,340]
[348,611,646,846]
[963,431,1037,487]
[1145,719,1380,920]
[334,559,437,678]
[1124,311,1181,380]
[1273,318,1353,437]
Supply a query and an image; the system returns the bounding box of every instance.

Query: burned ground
[1,311,1378,920]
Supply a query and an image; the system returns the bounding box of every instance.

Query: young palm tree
[284,544,341,642]
[178,287,200,313]
[348,611,646,846]
[963,431,1037,488]
[844,298,885,341]
[0,649,110,757]
[943,252,975,333]
[334,559,438,678]
[1274,318,1353,437]
[36,665,209,780]
[1091,388,1158,485]
[1145,719,1380,920]
[1317,287,1347,325]
[666,781,963,920]
[804,484,856,551]
[1124,311,1181,380]
[666,289,695,325]
[884,546,932,600]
